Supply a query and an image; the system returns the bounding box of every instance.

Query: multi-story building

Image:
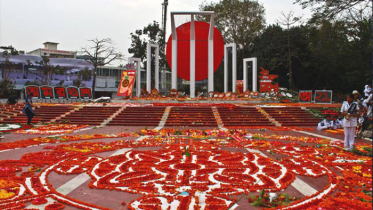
[27,42,77,58]
[1,42,172,99]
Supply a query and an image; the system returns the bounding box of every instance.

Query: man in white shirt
[340,94,360,150]
[317,115,333,130]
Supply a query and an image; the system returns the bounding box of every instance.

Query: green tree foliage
[35,56,64,85]
[199,0,266,50]
[0,46,18,97]
[200,0,266,90]
[0,79,15,98]
[250,18,370,93]
[73,67,92,87]
[128,21,167,90]
[294,0,371,92]
[295,0,371,20]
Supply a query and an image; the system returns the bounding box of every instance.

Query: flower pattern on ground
[88,145,294,209]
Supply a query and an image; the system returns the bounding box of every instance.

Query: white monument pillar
[224,43,237,93]
[146,43,160,93]
[171,14,177,90]
[190,15,196,98]
[208,14,214,93]
[243,57,258,92]
[171,11,215,97]
[128,57,141,96]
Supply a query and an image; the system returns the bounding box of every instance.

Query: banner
[298,90,312,103]
[79,88,92,99]
[54,87,67,99]
[25,86,40,99]
[315,90,332,104]
[67,86,80,99]
[39,86,54,99]
[236,80,244,94]
[259,67,278,93]
[117,70,136,97]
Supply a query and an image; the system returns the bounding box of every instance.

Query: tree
[128,21,167,90]
[295,0,371,20]
[276,11,303,90]
[81,38,123,98]
[73,67,92,87]
[295,0,372,88]
[35,56,64,85]
[251,24,311,90]
[1,46,18,80]
[0,46,18,97]
[200,0,266,80]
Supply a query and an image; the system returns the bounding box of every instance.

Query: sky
[0,0,311,65]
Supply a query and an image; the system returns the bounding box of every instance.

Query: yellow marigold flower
[363,173,372,178]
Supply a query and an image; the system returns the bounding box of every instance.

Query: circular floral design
[89,145,293,209]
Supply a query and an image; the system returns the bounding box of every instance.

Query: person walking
[23,93,35,125]
[340,94,360,151]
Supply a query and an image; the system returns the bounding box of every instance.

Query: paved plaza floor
[0,104,371,210]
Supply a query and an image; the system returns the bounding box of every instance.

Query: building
[95,66,171,98]
[27,42,77,58]
[1,43,172,99]
[76,55,105,64]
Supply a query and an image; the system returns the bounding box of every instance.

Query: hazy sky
[0,0,311,64]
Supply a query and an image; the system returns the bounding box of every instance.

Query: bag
[347,102,357,114]
[23,105,34,115]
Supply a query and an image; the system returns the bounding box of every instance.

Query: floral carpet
[0,125,371,209]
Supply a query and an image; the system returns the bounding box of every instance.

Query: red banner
[259,67,278,93]
[117,70,136,97]
[79,88,92,99]
[67,86,80,99]
[39,86,54,99]
[25,86,40,99]
[54,87,66,99]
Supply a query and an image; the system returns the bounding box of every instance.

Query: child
[332,115,343,129]
[317,114,333,130]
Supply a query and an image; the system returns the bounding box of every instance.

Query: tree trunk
[92,67,97,98]
[287,33,296,90]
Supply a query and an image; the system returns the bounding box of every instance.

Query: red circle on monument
[166,21,225,81]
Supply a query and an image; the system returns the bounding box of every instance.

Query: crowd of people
[318,84,372,150]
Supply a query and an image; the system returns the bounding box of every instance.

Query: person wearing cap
[340,94,360,150]
[352,90,362,104]
[317,114,333,130]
